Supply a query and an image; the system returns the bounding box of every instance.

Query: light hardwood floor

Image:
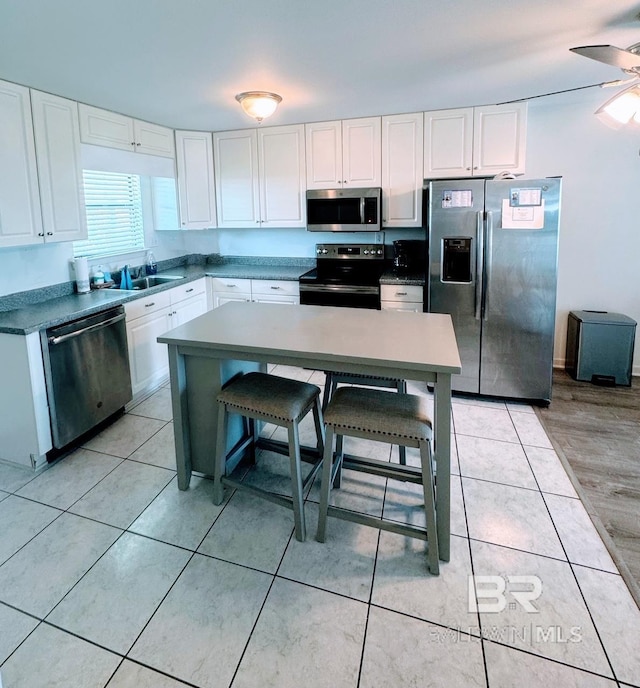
[537,369,640,605]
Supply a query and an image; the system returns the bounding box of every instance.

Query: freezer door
[427,179,486,393]
[480,178,561,401]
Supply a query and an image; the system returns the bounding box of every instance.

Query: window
[73,170,145,259]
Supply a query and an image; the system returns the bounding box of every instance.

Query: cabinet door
[172,292,208,325]
[0,80,43,247]
[424,108,473,178]
[472,103,527,176]
[213,129,261,228]
[257,124,306,227]
[126,308,171,397]
[78,104,135,152]
[134,120,175,157]
[382,112,424,228]
[31,91,87,243]
[175,130,216,229]
[342,117,381,187]
[305,121,342,189]
[213,292,251,308]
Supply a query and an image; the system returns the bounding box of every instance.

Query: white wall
[525,88,640,374]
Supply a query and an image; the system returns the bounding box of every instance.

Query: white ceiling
[1,0,640,131]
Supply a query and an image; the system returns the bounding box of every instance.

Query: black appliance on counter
[299,243,386,309]
[392,239,427,275]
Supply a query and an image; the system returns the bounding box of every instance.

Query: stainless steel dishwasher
[41,305,132,449]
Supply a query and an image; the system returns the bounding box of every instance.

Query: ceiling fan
[570,42,640,127]
[570,42,640,84]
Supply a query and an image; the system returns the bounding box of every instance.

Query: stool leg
[316,425,335,542]
[396,380,407,466]
[213,404,229,505]
[419,439,439,575]
[248,417,258,465]
[321,373,334,412]
[312,396,325,457]
[333,433,344,488]
[287,422,306,542]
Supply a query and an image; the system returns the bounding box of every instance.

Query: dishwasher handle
[48,312,126,346]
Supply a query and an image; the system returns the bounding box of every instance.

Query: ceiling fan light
[235,91,282,123]
[595,84,640,128]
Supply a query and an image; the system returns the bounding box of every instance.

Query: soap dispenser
[145,251,157,275]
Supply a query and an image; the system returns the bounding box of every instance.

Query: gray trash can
[565,310,636,386]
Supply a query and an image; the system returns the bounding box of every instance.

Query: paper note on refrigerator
[501,199,545,229]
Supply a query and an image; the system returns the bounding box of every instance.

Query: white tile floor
[1,365,639,687]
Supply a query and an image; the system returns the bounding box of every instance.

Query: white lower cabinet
[125,279,208,399]
[380,284,424,312]
[0,331,52,469]
[209,277,299,308]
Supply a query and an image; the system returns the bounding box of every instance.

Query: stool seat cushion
[325,387,432,441]
[217,372,320,422]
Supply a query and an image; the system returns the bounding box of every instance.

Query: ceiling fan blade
[570,45,640,70]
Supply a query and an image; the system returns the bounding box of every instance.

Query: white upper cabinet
[472,103,527,176]
[78,103,175,157]
[342,117,381,187]
[175,130,216,229]
[0,80,43,247]
[213,129,260,228]
[305,117,381,189]
[257,124,306,227]
[215,124,306,229]
[424,103,527,178]
[31,90,87,243]
[381,112,424,228]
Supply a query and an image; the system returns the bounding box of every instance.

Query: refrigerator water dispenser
[442,238,472,283]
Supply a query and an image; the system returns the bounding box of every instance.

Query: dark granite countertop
[379,269,425,286]
[0,256,315,336]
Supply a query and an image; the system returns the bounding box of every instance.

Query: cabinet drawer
[251,279,300,297]
[170,278,206,304]
[380,284,423,302]
[210,277,252,293]
[124,290,171,320]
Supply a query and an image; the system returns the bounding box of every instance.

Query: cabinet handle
[225,284,236,288]
[38,232,44,237]
[136,142,141,147]
[270,286,281,290]
[397,292,407,296]
[46,232,53,236]
[145,302,155,307]
[186,288,194,293]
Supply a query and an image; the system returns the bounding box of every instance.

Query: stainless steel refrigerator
[426,177,561,404]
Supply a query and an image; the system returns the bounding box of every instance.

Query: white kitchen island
[158,301,461,560]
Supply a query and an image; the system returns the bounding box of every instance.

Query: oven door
[299,283,380,309]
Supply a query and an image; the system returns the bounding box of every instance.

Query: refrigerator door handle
[483,210,494,321]
[475,210,484,320]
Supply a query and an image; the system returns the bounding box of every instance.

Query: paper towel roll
[73,257,90,294]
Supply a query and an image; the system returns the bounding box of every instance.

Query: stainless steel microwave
[306,187,382,232]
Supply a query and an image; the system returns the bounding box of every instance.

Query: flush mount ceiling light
[595,83,640,129]
[235,91,282,123]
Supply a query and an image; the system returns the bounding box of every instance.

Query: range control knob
[321,248,328,254]
[316,248,322,254]
[363,249,370,255]
[376,249,383,255]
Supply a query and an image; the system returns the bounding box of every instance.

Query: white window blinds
[73,170,145,259]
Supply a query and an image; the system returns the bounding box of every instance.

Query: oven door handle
[299,284,379,295]
[48,313,126,346]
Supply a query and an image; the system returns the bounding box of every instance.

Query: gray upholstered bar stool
[316,386,439,574]
[213,372,324,542]
[322,371,408,465]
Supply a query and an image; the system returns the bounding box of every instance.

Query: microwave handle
[360,196,365,223]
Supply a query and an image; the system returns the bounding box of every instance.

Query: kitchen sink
[130,275,184,289]
[112,274,184,291]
